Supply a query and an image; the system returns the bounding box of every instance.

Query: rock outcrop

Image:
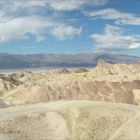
[3,80,140,105]
[93,59,140,76]
[0,60,140,139]
[75,68,89,73]
[0,60,140,106]
[58,68,70,74]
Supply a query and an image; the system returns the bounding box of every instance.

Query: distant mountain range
[0,53,139,69]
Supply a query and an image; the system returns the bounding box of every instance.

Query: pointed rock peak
[97,59,108,67]
[58,68,70,74]
[137,60,140,64]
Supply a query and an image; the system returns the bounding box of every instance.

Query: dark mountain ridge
[0,53,139,69]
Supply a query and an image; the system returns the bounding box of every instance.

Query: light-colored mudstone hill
[2,80,140,105]
[0,60,140,106]
[0,61,140,140]
[94,59,140,76]
[0,101,140,140]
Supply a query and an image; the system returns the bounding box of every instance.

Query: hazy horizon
[1,51,140,57]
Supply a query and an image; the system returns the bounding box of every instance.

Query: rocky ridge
[0,60,140,106]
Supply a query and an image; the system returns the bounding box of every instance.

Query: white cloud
[86,8,140,25]
[0,16,82,43]
[0,0,86,43]
[90,24,140,50]
[48,0,107,11]
[14,1,47,7]
[129,43,140,49]
[51,25,82,40]
[0,1,46,9]
[0,0,108,12]
[0,16,52,43]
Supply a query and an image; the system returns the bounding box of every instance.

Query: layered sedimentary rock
[91,59,140,78]
[0,101,140,140]
[0,60,140,140]
[0,60,140,106]
[2,80,140,105]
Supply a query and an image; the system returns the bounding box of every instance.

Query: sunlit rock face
[0,60,140,106]
[93,59,140,76]
[0,61,140,139]
[2,80,140,105]
[0,101,140,140]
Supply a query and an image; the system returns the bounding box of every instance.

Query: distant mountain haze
[0,53,139,69]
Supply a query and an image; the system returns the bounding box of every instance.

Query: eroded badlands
[0,60,140,140]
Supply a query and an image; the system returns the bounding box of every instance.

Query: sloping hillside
[0,101,140,140]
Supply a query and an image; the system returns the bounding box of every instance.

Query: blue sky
[0,0,140,56]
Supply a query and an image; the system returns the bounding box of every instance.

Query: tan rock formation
[2,80,140,105]
[0,101,140,140]
[74,68,89,73]
[92,59,140,77]
[0,60,140,106]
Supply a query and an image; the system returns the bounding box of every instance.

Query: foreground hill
[0,53,139,69]
[0,101,140,140]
